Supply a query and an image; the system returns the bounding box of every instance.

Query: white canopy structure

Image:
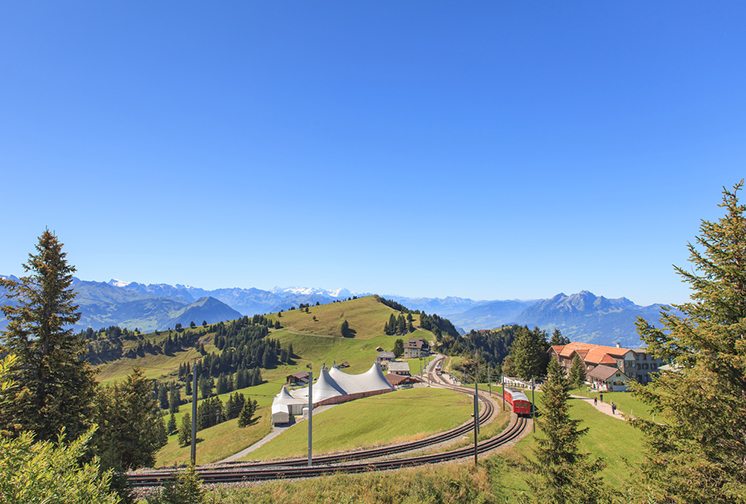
[270,363,395,425]
[329,363,393,395]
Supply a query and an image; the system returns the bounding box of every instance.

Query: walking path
[216,404,338,463]
[570,395,628,421]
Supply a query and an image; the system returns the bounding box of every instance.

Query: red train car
[503,387,532,416]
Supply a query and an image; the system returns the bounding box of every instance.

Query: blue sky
[1,1,744,305]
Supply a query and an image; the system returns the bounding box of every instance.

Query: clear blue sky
[1,2,744,305]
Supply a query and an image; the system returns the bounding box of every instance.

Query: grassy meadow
[245,387,472,461]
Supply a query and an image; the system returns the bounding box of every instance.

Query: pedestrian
[611,402,616,415]
[599,392,604,402]
[593,397,598,407]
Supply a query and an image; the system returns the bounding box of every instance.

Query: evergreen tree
[568,354,586,388]
[167,412,177,435]
[631,181,746,503]
[396,314,407,335]
[507,327,548,380]
[528,358,606,503]
[392,338,405,358]
[0,230,96,441]
[150,464,206,504]
[549,328,570,346]
[158,383,169,409]
[199,376,213,399]
[340,319,352,337]
[238,398,257,427]
[385,314,396,335]
[168,385,180,413]
[93,368,169,471]
[178,413,191,448]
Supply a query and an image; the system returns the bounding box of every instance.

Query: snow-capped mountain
[0,274,668,345]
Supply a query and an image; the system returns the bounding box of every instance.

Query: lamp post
[190,360,198,465]
[531,377,536,433]
[307,364,313,466]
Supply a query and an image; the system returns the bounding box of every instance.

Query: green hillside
[267,295,428,341]
[91,295,442,467]
[246,387,471,461]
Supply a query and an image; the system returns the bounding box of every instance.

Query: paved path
[216,404,338,463]
[570,395,627,420]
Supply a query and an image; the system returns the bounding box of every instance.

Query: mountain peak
[108,279,132,288]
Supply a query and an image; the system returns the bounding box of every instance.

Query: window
[642,363,648,370]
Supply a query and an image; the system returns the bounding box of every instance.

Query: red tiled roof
[385,374,421,386]
[555,342,632,365]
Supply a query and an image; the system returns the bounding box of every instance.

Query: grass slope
[267,296,425,341]
[205,394,645,504]
[245,387,472,461]
[571,387,654,421]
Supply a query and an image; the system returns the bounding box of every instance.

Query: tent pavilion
[270,363,394,425]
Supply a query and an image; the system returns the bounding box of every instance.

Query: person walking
[599,392,604,403]
[611,402,617,415]
[593,397,598,407]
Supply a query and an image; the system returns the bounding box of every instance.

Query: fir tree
[630,181,746,503]
[93,368,169,471]
[568,354,586,388]
[0,230,96,441]
[549,328,570,346]
[178,413,191,447]
[168,384,180,413]
[238,398,257,427]
[393,338,404,358]
[507,327,548,381]
[167,412,177,435]
[153,464,206,504]
[528,358,606,503]
[340,319,352,337]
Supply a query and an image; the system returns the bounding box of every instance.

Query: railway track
[129,356,527,487]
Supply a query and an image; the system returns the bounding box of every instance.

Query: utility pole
[190,361,198,465]
[473,380,479,465]
[531,377,536,433]
[501,374,505,411]
[307,366,313,467]
[488,367,492,397]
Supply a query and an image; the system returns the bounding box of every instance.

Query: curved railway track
[129,357,528,487]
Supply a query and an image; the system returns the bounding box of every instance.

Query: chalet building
[549,342,663,391]
[386,373,420,388]
[376,351,396,364]
[404,338,430,358]
[387,361,411,376]
[286,371,310,386]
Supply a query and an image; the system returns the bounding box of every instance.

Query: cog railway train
[503,387,532,416]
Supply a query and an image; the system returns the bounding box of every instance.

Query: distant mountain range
[0,276,668,345]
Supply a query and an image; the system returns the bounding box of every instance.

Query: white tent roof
[329,363,394,394]
[293,367,346,402]
[275,386,307,405]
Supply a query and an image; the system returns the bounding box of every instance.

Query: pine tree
[393,338,404,358]
[528,358,606,503]
[238,398,257,427]
[507,327,548,381]
[340,319,351,337]
[0,230,96,441]
[178,413,192,447]
[168,384,180,413]
[630,181,746,503]
[549,328,570,346]
[157,464,206,504]
[93,368,169,471]
[167,412,177,435]
[396,314,407,335]
[568,354,586,388]
[158,383,169,409]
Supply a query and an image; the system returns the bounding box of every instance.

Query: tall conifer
[631,181,746,502]
[0,230,96,441]
[528,358,606,503]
